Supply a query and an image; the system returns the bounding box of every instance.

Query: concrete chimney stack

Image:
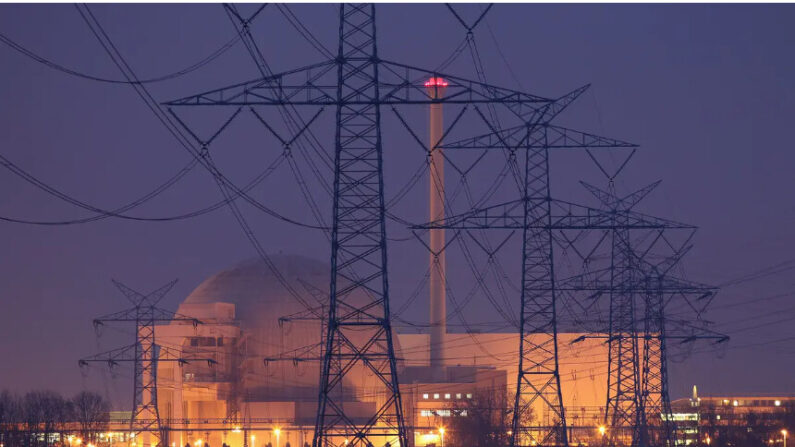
[425,77,448,368]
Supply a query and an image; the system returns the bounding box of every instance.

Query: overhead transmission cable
[73,4,327,230]
[0,150,290,225]
[0,27,242,85]
[74,4,323,317]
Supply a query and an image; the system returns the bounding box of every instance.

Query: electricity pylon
[414,117,639,446]
[558,182,726,447]
[79,280,212,447]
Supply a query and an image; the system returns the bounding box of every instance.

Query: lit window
[466,393,473,399]
[422,394,429,399]
[775,400,782,407]
[433,393,440,399]
[456,393,462,399]
[733,400,739,407]
[444,393,451,399]
[716,415,721,420]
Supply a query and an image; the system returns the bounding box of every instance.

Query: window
[456,393,462,399]
[189,337,217,347]
[433,393,440,399]
[422,394,429,400]
[466,393,473,399]
[444,393,451,399]
[421,409,453,418]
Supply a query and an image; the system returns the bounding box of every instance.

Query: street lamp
[706,436,711,445]
[274,428,281,447]
[251,435,256,447]
[782,429,788,447]
[598,425,607,446]
[438,427,445,447]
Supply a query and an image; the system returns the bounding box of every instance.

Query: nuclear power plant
[69,4,727,447]
[143,74,613,447]
[150,255,610,447]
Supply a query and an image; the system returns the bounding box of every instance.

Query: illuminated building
[151,255,610,446]
[669,386,795,446]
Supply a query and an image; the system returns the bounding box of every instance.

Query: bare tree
[445,389,532,447]
[0,390,22,446]
[71,391,110,443]
[22,390,72,446]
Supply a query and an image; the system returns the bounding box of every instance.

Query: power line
[0,27,241,84]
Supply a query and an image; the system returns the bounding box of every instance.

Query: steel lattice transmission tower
[638,252,721,447]
[313,5,407,447]
[559,182,726,447]
[79,280,210,447]
[640,272,676,447]
[418,118,639,446]
[605,187,644,447]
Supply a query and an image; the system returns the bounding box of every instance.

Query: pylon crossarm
[93,306,201,326]
[411,197,695,230]
[79,344,216,366]
[441,122,638,150]
[164,57,560,108]
[112,278,178,307]
[164,59,337,106]
[571,334,727,343]
[581,180,662,212]
[557,268,716,294]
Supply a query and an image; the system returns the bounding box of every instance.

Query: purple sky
[1,4,794,407]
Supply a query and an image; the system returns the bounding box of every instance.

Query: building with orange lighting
[152,255,610,447]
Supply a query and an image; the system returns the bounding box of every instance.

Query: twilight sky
[0,3,794,407]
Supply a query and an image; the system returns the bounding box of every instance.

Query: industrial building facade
[152,256,610,447]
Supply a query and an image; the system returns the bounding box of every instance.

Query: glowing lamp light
[195,440,202,447]
[274,428,281,436]
[598,425,607,436]
[424,77,449,88]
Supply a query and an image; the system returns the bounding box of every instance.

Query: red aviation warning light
[424,77,449,87]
